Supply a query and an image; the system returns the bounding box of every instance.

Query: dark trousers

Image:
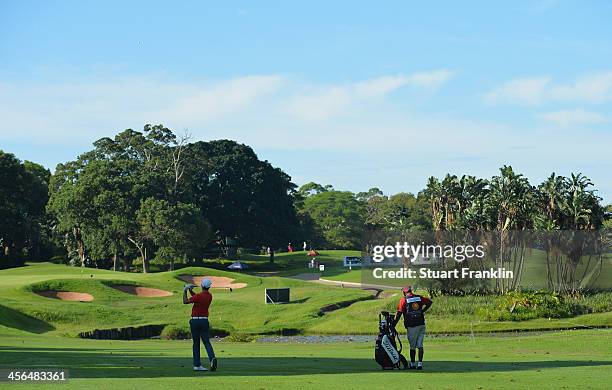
[189,318,216,367]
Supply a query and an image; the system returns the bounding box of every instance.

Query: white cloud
[285,70,453,120]
[548,72,612,103]
[353,70,453,96]
[0,70,454,142]
[353,76,410,97]
[151,75,284,125]
[1,71,610,201]
[0,75,285,143]
[283,86,352,121]
[485,77,550,105]
[540,109,607,126]
[486,71,612,105]
[405,69,454,88]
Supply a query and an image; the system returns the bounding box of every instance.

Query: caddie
[393,286,433,370]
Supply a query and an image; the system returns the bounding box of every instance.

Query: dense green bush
[161,325,191,340]
[161,324,231,340]
[574,292,612,313]
[224,333,255,342]
[478,291,588,321]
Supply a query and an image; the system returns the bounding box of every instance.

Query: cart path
[315,278,400,291]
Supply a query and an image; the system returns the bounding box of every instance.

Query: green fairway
[0,330,610,389]
[1,261,611,338]
[249,249,612,291]
[0,262,369,337]
[233,249,362,277]
[0,257,611,389]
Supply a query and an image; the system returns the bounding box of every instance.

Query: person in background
[267,246,275,263]
[303,241,307,251]
[288,243,294,252]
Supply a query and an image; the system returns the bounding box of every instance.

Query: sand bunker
[179,275,247,289]
[36,290,94,302]
[110,285,173,297]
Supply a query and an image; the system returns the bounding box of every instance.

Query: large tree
[136,198,211,270]
[0,151,50,267]
[185,140,299,250]
[300,191,364,249]
[48,126,299,269]
[363,191,430,233]
[48,125,199,271]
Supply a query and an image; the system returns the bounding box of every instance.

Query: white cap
[201,278,212,289]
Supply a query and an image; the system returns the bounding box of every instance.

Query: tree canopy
[3,126,610,273]
[0,151,50,268]
[46,125,300,271]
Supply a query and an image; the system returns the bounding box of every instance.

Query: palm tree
[566,173,597,229]
[537,173,567,227]
[535,173,568,290]
[457,175,490,230]
[534,172,605,292]
[424,177,443,232]
[487,166,535,292]
[557,173,605,292]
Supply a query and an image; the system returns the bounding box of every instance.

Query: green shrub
[224,333,255,342]
[575,292,612,313]
[161,325,191,340]
[161,324,230,340]
[479,291,588,321]
[428,294,497,317]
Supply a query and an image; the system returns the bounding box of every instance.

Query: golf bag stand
[375,311,408,370]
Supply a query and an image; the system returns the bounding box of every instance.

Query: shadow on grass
[290,298,310,304]
[0,305,55,334]
[0,347,609,377]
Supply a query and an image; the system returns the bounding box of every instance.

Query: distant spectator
[303,241,307,251]
[268,247,274,263]
[288,243,294,252]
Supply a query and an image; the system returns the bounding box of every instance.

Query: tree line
[1,125,610,271]
[0,151,51,267]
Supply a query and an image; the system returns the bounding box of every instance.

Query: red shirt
[188,291,212,317]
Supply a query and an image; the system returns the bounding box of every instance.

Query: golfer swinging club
[183,279,217,371]
[393,286,432,370]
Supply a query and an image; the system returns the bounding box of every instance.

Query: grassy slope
[0,263,368,337]
[355,249,612,289]
[238,249,361,277]
[248,249,369,283]
[0,330,610,389]
[264,249,612,287]
[0,260,610,338]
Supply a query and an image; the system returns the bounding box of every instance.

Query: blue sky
[1,0,611,201]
